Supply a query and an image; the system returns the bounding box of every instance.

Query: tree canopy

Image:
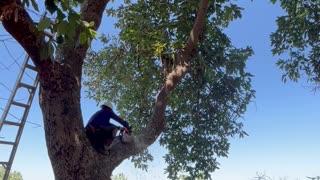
[84,1,254,179]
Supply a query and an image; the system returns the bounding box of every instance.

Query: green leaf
[270,0,277,4]
[45,0,58,14]
[89,29,98,39]
[82,21,90,27]
[89,21,95,28]
[31,0,39,11]
[57,9,66,20]
[79,32,87,45]
[38,17,51,31]
[57,21,68,34]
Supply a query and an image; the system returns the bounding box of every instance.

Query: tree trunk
[37,50,123,180]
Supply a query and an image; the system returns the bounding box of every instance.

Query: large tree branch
[140,0,210,148]
[183,0,209,57]
[54,0,111,77]
[0,0,45,65]
[114,0,211,157]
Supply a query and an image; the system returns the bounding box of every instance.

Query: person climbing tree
[85,102,131,154]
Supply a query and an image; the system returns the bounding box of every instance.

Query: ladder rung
[12,101,29,108]
[0,140,15,145]
[25,64,37,71]
[0,161,8,168]
[19,82,36,90]
[3,121,21,126]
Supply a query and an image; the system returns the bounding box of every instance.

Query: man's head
[100,101,113,110]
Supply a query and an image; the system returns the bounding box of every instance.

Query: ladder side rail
[1,56,38,180]
[3,76,39,180]
[0,56,30,131]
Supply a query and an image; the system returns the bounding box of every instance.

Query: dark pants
[86,125,118,151]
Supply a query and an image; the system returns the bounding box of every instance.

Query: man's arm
[111,111,130,129]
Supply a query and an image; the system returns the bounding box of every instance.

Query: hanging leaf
[38,17,51,31]
[57,21,68,34]
[45,0,58,14]
[270,0,277,4]
[31,0,39,11]
[79,32,87,45]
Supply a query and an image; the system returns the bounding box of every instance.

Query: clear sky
[1,1,320,180]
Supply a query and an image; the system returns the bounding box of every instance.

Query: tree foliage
[270,0,320,84]
[0,167,23,180]
[84,0,255,179]
[21,0,97,60]
[111,173,128,180]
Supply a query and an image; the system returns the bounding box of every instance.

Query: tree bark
[0,0,210,179]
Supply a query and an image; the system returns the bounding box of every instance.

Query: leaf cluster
[270,0,320,83]
[22,0,97,60]
[106,0,245,60]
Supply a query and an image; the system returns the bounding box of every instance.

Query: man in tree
[86,101,131,154]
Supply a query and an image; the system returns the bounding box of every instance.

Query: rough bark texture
[0,0,209,179]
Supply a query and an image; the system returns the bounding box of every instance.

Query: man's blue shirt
[87,108,128,128]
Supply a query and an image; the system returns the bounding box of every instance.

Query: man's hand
[119,126,132,135]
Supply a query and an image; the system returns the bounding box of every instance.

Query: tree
[111,173,127,180]
[0,167,23,180]
[84,0,254,179]
[0,0,254,180]
[271,0,320,87]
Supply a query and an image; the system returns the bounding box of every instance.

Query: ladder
[0,55,39,180]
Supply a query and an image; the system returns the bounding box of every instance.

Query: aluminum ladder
[0,55,38,180]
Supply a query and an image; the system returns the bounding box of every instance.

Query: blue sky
[1,1,320,180]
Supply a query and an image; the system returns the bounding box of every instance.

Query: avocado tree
[84,0,255,179]
[0,0,254,179]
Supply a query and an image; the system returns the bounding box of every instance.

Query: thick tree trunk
[38,62,115,179]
